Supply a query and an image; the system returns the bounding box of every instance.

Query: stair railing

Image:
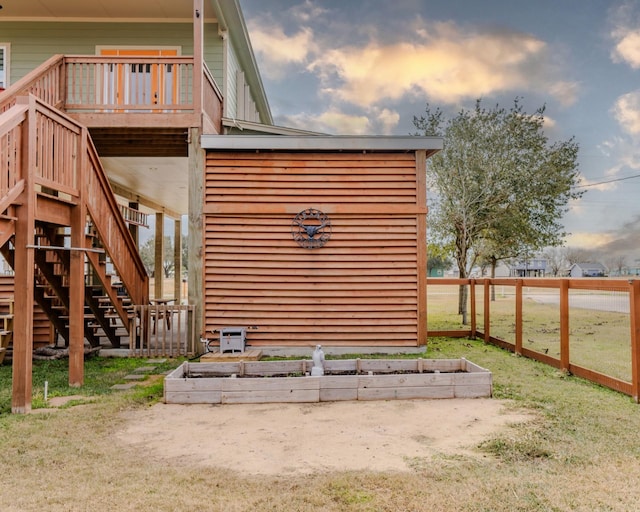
[83,135,149,306]
[0,54,65,114]
[1,94,149,310]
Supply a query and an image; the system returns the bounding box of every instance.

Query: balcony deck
[1,54,223,135]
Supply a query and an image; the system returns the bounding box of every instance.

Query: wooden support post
[470,279,476,338]
[515,279,523,355]
[483,279,490,343]
[193,0,204,118]
[416,150,427,347]
[69,127,88,387]
[560,279,570,372]
[154,212,164,300]
[629,280,640,402]
[12,96,36,414]
[188,127,204,350]
[174,218,182,303]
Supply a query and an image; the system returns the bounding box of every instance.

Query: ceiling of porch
[0,0,211,21]
[102,156,189,218]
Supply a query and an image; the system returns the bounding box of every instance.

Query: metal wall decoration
[291,208,332,249]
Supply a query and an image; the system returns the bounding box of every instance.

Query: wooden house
[569,262,608,278]
[0,0,441,412]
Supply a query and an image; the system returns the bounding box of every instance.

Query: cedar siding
[203,151,427,348]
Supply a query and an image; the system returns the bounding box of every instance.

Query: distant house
[510,258,547,277]
[569,263,608,278]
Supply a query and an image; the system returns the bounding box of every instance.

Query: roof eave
[201,135,444,153]
[210,0,273,126]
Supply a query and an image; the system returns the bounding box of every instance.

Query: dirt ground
[117,398,532,475]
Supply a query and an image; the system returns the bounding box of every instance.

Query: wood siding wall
[203,151,427,348]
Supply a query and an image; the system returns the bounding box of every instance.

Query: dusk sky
[240,0,640,260]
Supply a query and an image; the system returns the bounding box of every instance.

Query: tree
[181,234,188,274]
[138,236,178,278]
[414,99,583,322]
[139,238,155,276]
[606,254,627,276]
[543,246,566,276]
[564,247,594,266]
[427,242,453,275]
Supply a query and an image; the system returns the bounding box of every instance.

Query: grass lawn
[1,339,640,511]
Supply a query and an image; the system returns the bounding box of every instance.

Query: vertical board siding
[204,152,424,347]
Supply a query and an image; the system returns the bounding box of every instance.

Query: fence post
[484,279,490,343]
[630,280,640,403]
[470,279,476,338]
[515,279,523,355]
[560,279,570,372]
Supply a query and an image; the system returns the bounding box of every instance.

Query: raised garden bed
[164,358,492,404]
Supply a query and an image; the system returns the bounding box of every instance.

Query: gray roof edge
[201,135,444,151]
[222,118,325,136]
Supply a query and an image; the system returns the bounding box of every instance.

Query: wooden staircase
[0,96,148,349]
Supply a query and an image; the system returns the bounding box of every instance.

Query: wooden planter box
[164,358,492,404]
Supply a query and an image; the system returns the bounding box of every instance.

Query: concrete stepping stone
[133,366,157,373]
[124,374,146,380]
[111,383,138,390]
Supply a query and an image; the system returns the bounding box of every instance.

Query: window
[0,44,9,89]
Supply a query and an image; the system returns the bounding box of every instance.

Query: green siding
[0,21,223,85]
[226,40,240,119]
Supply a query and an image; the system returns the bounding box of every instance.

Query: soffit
[0,0,205,21]
[101,156,189,217]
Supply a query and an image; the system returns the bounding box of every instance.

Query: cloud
[599,135,640,179]
[612,90,640,135]
[307,23,576,107]
[275,107,401,135]
[565,231,613,249]
[593,214,640,255]
[614,31,640,68]
[609,3,640,68]
[247,23,315,79]
[289,0,329,23]
[277,110,371,135]
[246,9,577,108]
[375,108,401,134]
[548,82,581,108]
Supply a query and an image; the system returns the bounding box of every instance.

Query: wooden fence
[427,278,640,402]
[130,303,196,358]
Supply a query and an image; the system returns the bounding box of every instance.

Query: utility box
[219,326,247,353]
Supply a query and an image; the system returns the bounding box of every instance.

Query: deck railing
[427,278,640,402]
[0,54,223,131]
[64,56,195,113]
[118,203,149,227]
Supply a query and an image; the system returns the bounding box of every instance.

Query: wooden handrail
[0,54,65,113]
[84,136,149,306]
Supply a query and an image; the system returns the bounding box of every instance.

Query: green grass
[1,342,640,510]
[0,356,182,414]
[429,286,634,383]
